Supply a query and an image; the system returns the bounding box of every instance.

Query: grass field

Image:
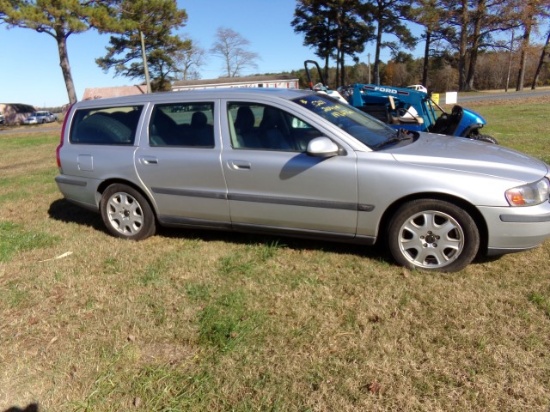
[1,96,549,411]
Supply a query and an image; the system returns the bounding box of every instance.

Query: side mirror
[306,137,340,158]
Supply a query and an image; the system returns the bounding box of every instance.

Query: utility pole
[367,53,371,84]
[505,31,514,92]
[140,30,151,93]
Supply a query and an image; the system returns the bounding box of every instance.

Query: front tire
[387,199,480,272]
[472,134,498,144]
[100,184,156,240]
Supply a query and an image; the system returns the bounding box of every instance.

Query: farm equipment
[304,60,498,144]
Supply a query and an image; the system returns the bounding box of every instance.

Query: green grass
[0,221,58,262]
[0,99,549,411]
[466,97,550,164]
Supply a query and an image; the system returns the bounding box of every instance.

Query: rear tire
[100,184,156,240]
[387,199,480,272]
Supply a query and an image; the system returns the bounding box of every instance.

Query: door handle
[228,160,251,170]
[140,156,158,165]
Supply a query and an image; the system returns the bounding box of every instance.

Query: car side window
[149,102,214,147]
[227,102,321,152]
[70,106,143,145]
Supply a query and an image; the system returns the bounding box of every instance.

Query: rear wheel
[387,199,480,272]
[100,184,156,240]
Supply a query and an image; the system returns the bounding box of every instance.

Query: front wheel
[100,184,156,240]
[387,199,480,272]
[471,134,498,144]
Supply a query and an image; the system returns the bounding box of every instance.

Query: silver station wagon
[55,88,550,272]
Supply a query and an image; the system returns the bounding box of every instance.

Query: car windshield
[292,94,397,149]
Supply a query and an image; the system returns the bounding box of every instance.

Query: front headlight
[505,178,550,206]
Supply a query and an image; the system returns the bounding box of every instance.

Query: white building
[172,75,299,92]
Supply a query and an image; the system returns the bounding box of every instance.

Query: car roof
[73,88,315,108]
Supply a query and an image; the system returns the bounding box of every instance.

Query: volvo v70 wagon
[55,88,550,272]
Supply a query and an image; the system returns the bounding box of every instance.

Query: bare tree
[175,39,207,80]
[532,28,550,89]
[516,0,550,90]
[210,27,259,77]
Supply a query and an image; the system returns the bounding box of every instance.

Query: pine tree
[95,0,189,92]
[1,0,116,104]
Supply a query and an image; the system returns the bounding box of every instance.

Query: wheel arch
[377,192,489,255]
[96,178,158,218]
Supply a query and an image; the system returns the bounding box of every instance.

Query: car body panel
[391,133,546,183]
[222,148,359,234]
[135,144,230,226]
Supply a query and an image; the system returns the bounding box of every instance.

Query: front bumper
[478,202,550,255]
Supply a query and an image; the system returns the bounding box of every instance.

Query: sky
[0,0,423,108]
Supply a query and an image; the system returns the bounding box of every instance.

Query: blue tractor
[343,83,497,144]
[303,60,498,144]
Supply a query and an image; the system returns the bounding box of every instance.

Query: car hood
[389,133,548,182]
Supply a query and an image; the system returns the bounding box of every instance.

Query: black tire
[472,134,498,144]
[100,184,156,240]
[77,114,132,143]
[387,199,480,272]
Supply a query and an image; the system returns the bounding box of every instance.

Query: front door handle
[228,160,251,170]
[140,156,158,165]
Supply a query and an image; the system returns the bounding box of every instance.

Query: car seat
[234,106,261,148]
[259,107,292,150]
[190,111,214,146]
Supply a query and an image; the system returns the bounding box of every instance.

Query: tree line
[1,0,549,105]
[310,43,550,93]
[292,0,550,92]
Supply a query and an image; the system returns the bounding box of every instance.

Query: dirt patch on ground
[0,122,61,137]
[465,94,550,106]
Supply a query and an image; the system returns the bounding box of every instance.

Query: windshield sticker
[298,97,354,119]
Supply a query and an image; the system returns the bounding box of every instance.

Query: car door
[135,101,231,227]
[221,100,359,238]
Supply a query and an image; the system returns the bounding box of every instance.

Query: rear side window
[70,106,143,145]
[149,102,214,147]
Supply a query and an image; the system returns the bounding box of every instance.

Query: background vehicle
[304,60,497,144]
[407,84,428,93]
[344,84,498,144]
[23,110,57,124]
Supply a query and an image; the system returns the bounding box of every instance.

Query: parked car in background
[0,114,4,124]
[407,84,428,93]
[55,88,550,272]
[23,110,57,124]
